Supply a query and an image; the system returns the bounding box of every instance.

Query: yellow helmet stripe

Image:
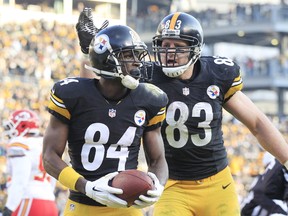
[169,12,181,29]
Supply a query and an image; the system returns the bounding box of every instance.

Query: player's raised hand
[76,7,109,54]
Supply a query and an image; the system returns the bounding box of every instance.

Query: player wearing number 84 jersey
[43,22,168,216]
[47,78,167,206]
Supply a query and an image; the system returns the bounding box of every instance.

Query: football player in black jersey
[150,12,288,216]
[42,24,169,216]
[75,9,288,216]
[241,152,288,216]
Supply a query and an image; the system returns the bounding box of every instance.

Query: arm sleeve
[6,155,32,211]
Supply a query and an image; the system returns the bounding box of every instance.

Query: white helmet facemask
[161,46,202,78]
[162,57,194,78]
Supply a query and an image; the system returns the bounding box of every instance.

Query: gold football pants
[63,199,143,216]
[153,166,240,216]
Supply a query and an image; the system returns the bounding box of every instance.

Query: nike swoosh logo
[222,183,231,189]
[92,186,99,191]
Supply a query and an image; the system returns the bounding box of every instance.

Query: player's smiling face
[160,39,190,67]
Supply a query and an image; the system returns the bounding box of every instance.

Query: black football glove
[76,7,109,54]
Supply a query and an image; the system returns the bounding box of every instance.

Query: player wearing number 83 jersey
[152,56,242,180]
[151,43,243,216]
[150,11,245,216]
[47,77,168,206]
[150,12,288,216]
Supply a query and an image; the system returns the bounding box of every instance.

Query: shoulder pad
[7,139,29,157]
[206,56,241,78]
[52,77,81,92]
[140,83,168,107]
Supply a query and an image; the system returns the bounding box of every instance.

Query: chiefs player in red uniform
[2,109,58,216]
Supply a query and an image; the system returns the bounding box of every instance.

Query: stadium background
[0,0,288,215]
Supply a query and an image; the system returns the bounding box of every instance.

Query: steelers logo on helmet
[134,110,146,126]
[207,85,220,99]
[93,34,110,54]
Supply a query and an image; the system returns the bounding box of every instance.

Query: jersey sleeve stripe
[48,92,71,120]
[157,107,166,115]
[231,76,242,87]
[50,91,66,108]
[224,75,243,100]
[147,107,166,126]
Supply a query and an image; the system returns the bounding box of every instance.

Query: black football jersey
[48,77,168,205]
[151,56,243,180]
[241,159,288,215]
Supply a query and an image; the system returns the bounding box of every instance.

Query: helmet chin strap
[162,58,194,78]
[161,46,202,78]
[120,74,139,89]
[121,68,140,89]
[84,64,139,89]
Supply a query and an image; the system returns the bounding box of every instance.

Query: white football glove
[85,172,128,208]
[132,172,164,209]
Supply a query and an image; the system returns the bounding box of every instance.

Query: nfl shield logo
[182,87,190,96]
[108,109,116,118]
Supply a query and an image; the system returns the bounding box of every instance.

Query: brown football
[112,170,154,206]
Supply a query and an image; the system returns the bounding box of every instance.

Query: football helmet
[3,109,40,138]
[152,12,204,77]
[85,25,151,89]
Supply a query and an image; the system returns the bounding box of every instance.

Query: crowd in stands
[129,3,288,31]
[0,2,288,215]
[0,19,82,215]
[128,3,288,78]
